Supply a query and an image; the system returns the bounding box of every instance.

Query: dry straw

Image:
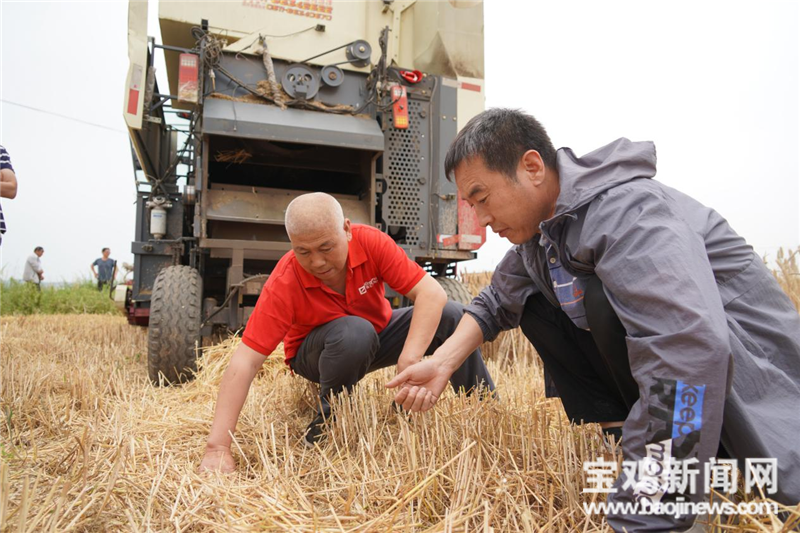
[215,150,253,165]
[1,263,799,532]
[770,247,800,312]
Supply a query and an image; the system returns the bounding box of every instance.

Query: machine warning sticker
[242,0,333,21]
[127,64,143,116]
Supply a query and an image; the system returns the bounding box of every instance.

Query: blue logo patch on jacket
[672,381,705,439]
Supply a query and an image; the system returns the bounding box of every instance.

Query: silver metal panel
[202,98,385,152]
[201,238,292,253]
[205,185,371,226]
[208,247,290,261]
[383,98,429,247]
[431,82,460,249]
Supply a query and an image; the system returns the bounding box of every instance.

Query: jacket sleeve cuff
[465,308,499,343]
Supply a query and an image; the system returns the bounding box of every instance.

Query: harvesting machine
[122,0,487,384]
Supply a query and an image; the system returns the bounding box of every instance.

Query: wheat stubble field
[1,252,799,532]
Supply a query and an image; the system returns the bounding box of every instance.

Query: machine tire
[147,265,202,386]
[436,277,473,306]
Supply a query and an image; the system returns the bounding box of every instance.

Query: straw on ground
[2,255,799,532]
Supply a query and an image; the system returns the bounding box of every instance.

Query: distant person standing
[91,248,117,292]
[23,247,44,289]
[0,145,19,246]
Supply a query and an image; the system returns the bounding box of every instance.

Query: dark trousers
[97,280,111,291]
[290,301,496,417]
[519,276,638,424]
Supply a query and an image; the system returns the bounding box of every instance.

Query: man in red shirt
[200,193,494,472]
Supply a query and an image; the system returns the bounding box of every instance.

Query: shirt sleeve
[241,278,294,356]
[0,146,13,172]
[362,228,426,295]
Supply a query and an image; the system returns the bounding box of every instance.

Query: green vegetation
[0,280,120,316]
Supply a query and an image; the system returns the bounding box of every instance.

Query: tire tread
[436,277,473,306]
[147,265,202,385]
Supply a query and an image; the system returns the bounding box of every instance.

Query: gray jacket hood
[553,137,658,216]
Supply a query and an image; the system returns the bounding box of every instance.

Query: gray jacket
[466,138,800,532]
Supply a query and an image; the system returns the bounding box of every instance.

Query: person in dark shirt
[91,248,117,292]
[0,145,19,245]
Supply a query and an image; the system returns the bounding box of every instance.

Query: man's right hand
[199,445,235,473]
[200,343,266,475]
[386,358,452,412]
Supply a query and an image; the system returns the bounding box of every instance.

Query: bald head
[285,192,345,239]
[286,193,351,283]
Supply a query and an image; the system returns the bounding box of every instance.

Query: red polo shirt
[242,224,426,363]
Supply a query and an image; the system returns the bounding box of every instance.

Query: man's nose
[476,208,492,228]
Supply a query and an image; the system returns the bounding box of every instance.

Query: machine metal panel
[212,55,372,111]
[202,99,385,151]
[382,97,431,249]
[131,192,184,301]
[157,1,484,100]
[430,80,459,250]
[123,0,148,130]
[205,186,371,226]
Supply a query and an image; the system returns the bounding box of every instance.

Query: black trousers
[290,301,496,417]
[519,276,638,424]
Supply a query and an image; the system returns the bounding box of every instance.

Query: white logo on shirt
[358,277,379,295]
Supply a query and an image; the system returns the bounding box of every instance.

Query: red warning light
[391,85,408,129]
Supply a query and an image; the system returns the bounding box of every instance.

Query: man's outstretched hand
[386,358,451,412]
[199,445,235,474]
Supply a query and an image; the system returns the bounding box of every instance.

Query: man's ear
[520,150,546,186]
[343,218,352,241]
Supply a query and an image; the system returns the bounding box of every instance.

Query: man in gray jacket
[387,109,800,532]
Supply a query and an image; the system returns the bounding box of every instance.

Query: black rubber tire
[436,277,473,306]
[147,265,202,385]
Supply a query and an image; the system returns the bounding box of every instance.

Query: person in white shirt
[23,246,44,289]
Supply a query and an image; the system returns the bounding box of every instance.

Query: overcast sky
[0,0,798,282]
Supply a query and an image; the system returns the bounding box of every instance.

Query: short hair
[102,248,110,253]
[34,246,44,253]
[444,108,557,182]
[285,192,344,238]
